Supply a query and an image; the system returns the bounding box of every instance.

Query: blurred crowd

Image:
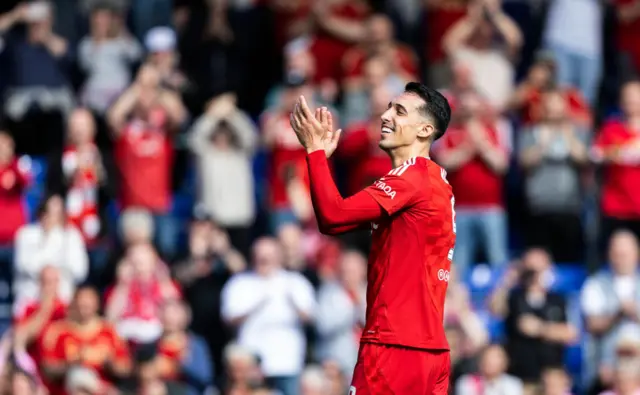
[0,0,637,394]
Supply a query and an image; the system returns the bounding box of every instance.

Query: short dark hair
[404,82,451,141]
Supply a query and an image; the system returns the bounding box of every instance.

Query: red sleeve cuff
[306,150,326,163]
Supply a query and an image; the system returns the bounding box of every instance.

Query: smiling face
[379,92,434,152]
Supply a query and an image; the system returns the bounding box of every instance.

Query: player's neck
[389,145,431,168]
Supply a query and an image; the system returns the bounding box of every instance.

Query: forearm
[491,12,523,53]
[519,146,544,169]
[478,144,509,174]
[443,17,478,55]
[437,147,475,171]
[108,88,139,131]
[316,16,366,43]
[306,151,383,231]
[542,323,578,344]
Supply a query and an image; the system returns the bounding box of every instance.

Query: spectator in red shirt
[47,108,116,248]
[41,285,131,395]
[592,80,640,245]
[309,0,371,84]
[0,131,29,248]
[338,85,393,196]
[108,63,187,260]
[613,0,640,75]
[508,55,591,127]
[13,266,66,394]
[341,14,417,89]
[434,91,510,274]
[262,77,319,232]
[424,0,468,88]
[104,243,180,345]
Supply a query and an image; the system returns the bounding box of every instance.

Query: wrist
[306,145,324,155]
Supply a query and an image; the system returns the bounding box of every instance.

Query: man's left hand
[290,96,327,154]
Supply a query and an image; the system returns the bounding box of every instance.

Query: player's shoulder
[386,157,449,186]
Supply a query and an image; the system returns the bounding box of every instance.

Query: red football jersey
[361,156,455,350]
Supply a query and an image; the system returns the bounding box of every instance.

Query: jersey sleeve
[363,167,421,216]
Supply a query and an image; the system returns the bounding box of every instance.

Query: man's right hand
[314,107,342,158]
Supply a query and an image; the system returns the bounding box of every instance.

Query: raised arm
[307,152,383,233]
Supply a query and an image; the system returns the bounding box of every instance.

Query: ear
[417,123,435,139]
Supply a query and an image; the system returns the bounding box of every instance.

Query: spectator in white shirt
[456,344,524,395]
[221,237,316,395]
[581,230,640,389]
[13,195,88,313]
[443,0,523,112]
[315,250,367,378]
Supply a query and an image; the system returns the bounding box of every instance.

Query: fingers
[299,96,314,120]
[332,129,342,145]
[326,110,333,130]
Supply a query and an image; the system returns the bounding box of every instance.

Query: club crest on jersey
[374,178,396,199]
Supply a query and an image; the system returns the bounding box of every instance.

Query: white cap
[144,26,176,53]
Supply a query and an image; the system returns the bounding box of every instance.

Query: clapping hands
[289,96,342,158]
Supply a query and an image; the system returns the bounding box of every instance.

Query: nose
[380,108,392,124]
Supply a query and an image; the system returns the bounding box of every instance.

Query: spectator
[188,93,257,256]
[455,344,524,395]
[309,0,371,85]
[121,344,187,395]
[599,358,640,395]
[105,243,180,344]
[144,27,189,94]
[13,267,66,365]
[13,195,88,313]
[508,54,592,127]
[592,81,640,245]
[315,250,367,378]
[446,324,481,391]
[108,63,187,260]
[321,360,347,395]
[434,91,510,274]
[0,1,75,155]
[581,230,640,389]
[9,367,39,395]
[444,266,489,355]
[261,77,316,231]
[339,84,393,195]
[424,0,468,88]
[443,0,523,111]
[41,285,130,393]
[342,56,406,127]
[222,343,264,394]
[0,132,29,248]
[543,0,603,105]
[221,237,316,395]
[299,365,329,395]
[173,212,246,370]
[541,367,574,395]
[155,299,214,395]
[518,88,589,262]
[341,14,417,90]
[501,248,577,392]
[47,108,116,247]
[277,223,322,286]
[78,3,142,116]
[614,0,640,76]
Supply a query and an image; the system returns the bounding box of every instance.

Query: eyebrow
[389,101,408,113]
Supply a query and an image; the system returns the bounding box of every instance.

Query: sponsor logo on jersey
[374,178,396,199]
[349,386,356,395]
[438,269,450,282]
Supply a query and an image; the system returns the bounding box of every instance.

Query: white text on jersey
[374,178,396,199]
